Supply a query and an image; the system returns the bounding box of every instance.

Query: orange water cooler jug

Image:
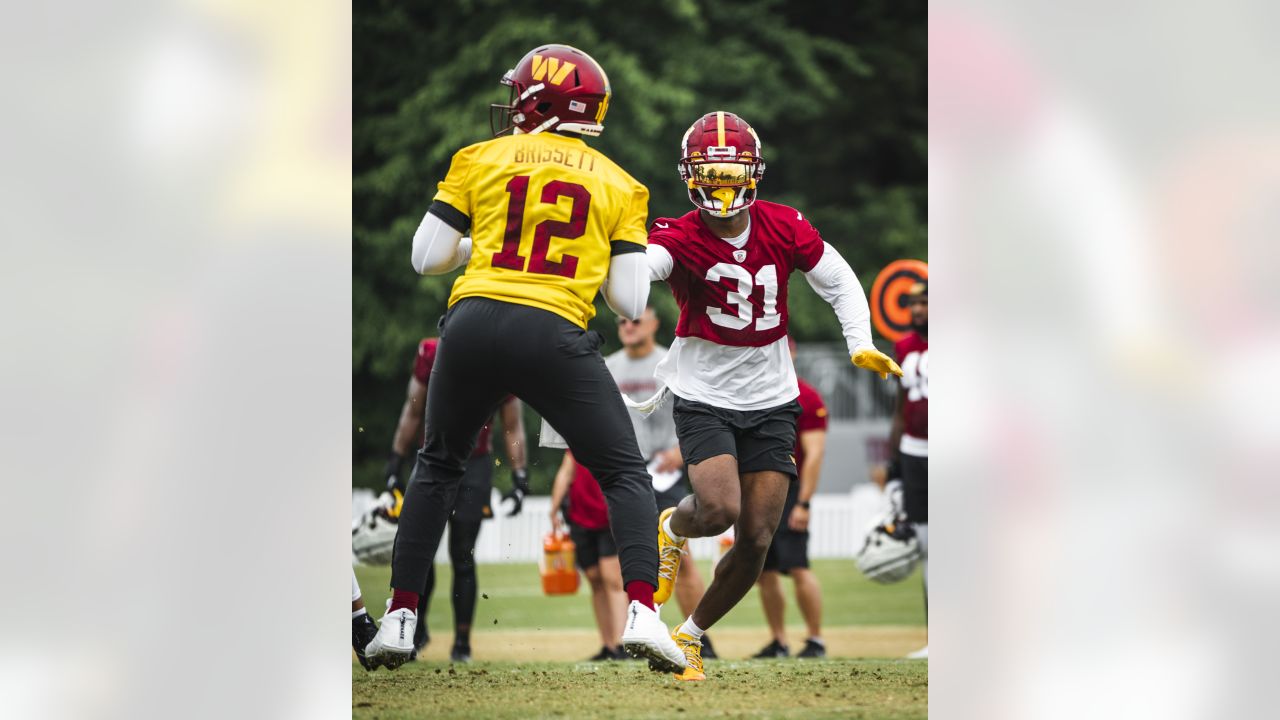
[540,532,580,595]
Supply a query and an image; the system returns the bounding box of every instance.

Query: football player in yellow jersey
[365,44,686,674]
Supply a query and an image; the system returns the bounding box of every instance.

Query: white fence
[353,484,889,565]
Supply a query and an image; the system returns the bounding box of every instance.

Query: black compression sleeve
[610,240,646,256]
[428,200,470,234]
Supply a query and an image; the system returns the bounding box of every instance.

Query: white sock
[352,607,367,619]
[663,515,685,543]
[677,616,705,640]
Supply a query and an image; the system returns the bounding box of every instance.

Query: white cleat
[364,608,416,670]
[620,600,687,673]
[906,645,928,659]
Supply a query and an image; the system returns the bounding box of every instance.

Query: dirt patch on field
[408,625,925,663]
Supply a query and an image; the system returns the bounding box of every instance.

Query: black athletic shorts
[452,454,494,522]
[901,453,928,523]
[763,479,809,574]
[672,395,802,477]
[568,521,617,570]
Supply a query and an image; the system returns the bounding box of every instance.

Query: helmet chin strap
[527,116,560,135]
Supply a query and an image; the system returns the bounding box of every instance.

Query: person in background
[887,281,928,659]
[753,338,828,659]
[352,569,379,670]
[550,452,627,660]
[383,338,528,663]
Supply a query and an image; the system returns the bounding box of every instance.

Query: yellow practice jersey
[433,132,650,327]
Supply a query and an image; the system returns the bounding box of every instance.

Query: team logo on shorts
[789,454,796,465]
[733,249,747,263]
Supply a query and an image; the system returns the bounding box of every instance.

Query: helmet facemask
[678,114,767,217]
[490,71,552,136]
[679,150,766,218]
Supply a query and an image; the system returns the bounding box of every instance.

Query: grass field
[354,659,927,719]
[354,559,927,718]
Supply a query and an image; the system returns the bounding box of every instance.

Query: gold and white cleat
[655,508,686,606]
[671,631,706,681]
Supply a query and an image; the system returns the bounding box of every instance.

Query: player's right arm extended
[646,244,674,282]
[411,202,473,275]
[602,245,650,320]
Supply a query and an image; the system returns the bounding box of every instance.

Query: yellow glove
[851,347,903,380]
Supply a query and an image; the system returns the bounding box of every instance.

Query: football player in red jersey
[888,281,928,659]
[382,338,527,663]
[645,111,902,680]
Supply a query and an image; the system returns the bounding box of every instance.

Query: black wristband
[798,500,811,510]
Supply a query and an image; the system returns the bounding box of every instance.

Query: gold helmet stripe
[595,92,610,123]
[716,111,726,147]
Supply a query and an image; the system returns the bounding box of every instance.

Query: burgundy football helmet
[678,111,766,217]
[490,44,612,137]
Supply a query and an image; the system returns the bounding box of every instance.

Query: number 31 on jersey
[705,263,779,331]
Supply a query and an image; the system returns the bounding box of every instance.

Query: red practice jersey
[566,459,609,530]
[794,379,829,470]
[414,339,494,457]
[894,332,928,441]
[650,201,826,347]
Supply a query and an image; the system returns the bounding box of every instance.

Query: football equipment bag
[351,491,402,565]
[855,513,921,583]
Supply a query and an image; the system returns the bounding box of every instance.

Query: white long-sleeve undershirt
[603,251,650,320]
[647,244,675,282]
[804,242,875,356]
[411,211,471,275]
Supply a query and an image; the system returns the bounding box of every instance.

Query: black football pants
[391,298,658,594]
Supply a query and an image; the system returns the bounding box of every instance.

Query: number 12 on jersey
[706,262,779,331]
[491,175,590,279]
